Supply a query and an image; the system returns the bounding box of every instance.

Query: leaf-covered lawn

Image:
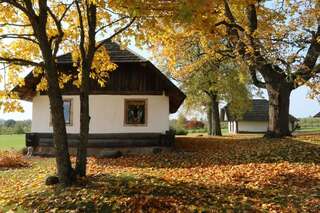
[1,134,320,212]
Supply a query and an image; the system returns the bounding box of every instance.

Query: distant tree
[4,119,16,128]
[176,114,187,129]
[161,34,251,136]
[14,124,25,134]
[185,119,205,129]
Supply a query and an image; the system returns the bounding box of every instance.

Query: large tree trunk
[210,94,222,136]
[265,82,293,138]
[75,63,90,177]
[45,62,74,186]
[207,104,213,135]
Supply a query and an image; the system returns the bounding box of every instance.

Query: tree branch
[0,23,31,27]
[249,67,266,88]
[247,4,257,34]
[95,17,136,51]
[58,1,74,23]
[0,0,31,17]
[0,56,43,67]
[0,34,39,44]
[47,5,66,57]
[294,23,320,81]
[95,16,129,34]
[75,0,86,60]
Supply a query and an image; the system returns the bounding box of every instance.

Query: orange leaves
[1,134,320,211]
[0,151,29,169]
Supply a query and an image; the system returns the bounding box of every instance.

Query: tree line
[0,119,31,135]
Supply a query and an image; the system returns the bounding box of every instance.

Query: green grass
[0,134,25,150]
[297,127,320,132]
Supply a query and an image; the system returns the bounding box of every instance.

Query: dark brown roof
[222,99,298,122]
[13,41,185,113]
[314,112,320,118]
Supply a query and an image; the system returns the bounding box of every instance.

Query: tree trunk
[210,94,222,136]
[265,82,293,138]
[75,63,90,177]
[45,63,74,186]
[74,2,96,177]
[207,104,213,135]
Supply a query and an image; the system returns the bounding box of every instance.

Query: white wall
[32,95,170,134]
[228,120,295,133]
[237,121,268,132]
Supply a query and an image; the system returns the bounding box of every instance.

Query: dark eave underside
[13,41,185,113]
[13,62,185,114]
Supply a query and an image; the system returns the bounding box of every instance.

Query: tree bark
[210,94,222,136]
[207,104,213,135]
[265,81,293,138]
[74,2,96,177]
[75,63,90,177]
[45,62,74,186]
[37,26,74,186]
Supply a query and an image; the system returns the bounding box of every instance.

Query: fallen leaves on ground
[0,151,29,169]
[0,134,320,212]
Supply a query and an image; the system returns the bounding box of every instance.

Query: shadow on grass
[93,136,320,169]
[16,171,320,212]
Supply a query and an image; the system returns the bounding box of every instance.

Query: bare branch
[0,56,42,67]
[0,33,39,44]
[95,17,136,51]
[0,23,31,27]
[95,16,129,34]
[58,1,74,23]
[75,0,86,60]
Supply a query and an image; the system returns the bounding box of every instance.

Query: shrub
[0,151,30,169]
[174,128,188,135]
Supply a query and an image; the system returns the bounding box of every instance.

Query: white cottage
[14,42,185,155]
[221,99,298,134]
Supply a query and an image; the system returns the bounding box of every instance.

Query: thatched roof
[221,99,299,122]
[13,41,185,113]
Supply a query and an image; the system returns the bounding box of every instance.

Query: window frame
[63,99,73,126]
[124,99,148,127]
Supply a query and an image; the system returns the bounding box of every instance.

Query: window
[49,99,73,126]
[124,99,147,126]
[63,99,72,125]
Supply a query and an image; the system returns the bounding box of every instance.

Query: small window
[49,99,73,126]
[124,99,147,126]
[63,99,72,125]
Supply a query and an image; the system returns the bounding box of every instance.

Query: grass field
[297,127,320,132]
[0,134,25,150]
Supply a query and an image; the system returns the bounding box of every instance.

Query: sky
[0,44,319,121]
